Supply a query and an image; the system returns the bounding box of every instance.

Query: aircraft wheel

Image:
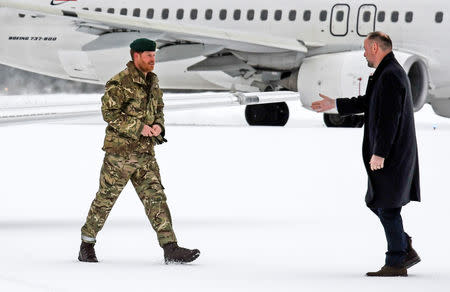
[245,102,289,126]
[323,113,364,128]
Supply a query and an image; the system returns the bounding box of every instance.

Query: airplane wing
[0,1,308,54]
[0,91,300,124]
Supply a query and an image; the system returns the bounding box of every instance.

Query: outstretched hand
[311,94,336,112]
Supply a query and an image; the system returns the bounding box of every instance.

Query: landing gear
[245,102,289,126]
[323,113,364,128]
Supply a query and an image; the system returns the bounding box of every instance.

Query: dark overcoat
[336,52,420,208]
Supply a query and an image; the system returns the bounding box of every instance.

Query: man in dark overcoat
[312,32,421,276]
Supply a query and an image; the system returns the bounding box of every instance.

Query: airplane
[0,0,449,127]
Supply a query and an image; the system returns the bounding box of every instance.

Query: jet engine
[294,51,430,127]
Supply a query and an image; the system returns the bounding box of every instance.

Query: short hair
[130,49,139,61]
[367,31,392,51]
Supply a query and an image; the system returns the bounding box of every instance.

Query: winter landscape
[0,97,449,291]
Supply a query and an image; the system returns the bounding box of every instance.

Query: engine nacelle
[395,51,429,111]
[429,85,450,118]
[430,97,450,118]
[298,51,429,113]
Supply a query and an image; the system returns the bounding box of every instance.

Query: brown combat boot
[78,241,98,263]
[404,235,421,269]
[366,265,407,277]
[163,242,200,264]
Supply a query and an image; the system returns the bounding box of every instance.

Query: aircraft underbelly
[58,50,99,81]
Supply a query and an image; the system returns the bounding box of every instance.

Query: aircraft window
[336,10,344,22]
[391,11,399,22]
[405,12,413,23]
[162,8,169,19]
[377,11,385,22]
[107,8,114,14]
[274,10,282,21]
[120,8,127,16]
[147,9,154,19]
[234,10,241,20]
[247,9,255,20]
[363,11,371,22]
[303,10,311,21]
[95,8,102,12]
[319,10,327,22]
[289,10,296,21]
[220,9,227,20]
[261,9,268,21]
[190,9,198,20]
[205,9,213,20]
[435,12,443,23]
[177,9,184,20]
[133,8,140,17]
[82,7,89,11]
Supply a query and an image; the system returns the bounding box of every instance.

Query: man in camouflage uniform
[78,38,200,264]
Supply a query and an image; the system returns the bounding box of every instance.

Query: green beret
[130,38,156,52]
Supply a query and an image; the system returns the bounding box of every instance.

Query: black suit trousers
[370,207,407,267]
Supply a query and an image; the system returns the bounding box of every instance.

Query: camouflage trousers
[81,152,177,247]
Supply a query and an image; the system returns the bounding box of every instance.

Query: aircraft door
[330,4,350,36]
[357,4,377,36]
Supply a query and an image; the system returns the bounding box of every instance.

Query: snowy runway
[1,100,450,291]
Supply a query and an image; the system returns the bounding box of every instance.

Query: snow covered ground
[0,98,450,291]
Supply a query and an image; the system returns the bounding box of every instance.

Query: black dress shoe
[366,265,407,277]
[404,235,421,269]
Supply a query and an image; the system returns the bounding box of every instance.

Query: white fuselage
[0,0,449,98]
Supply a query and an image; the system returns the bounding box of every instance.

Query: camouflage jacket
[101,61,166,156]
